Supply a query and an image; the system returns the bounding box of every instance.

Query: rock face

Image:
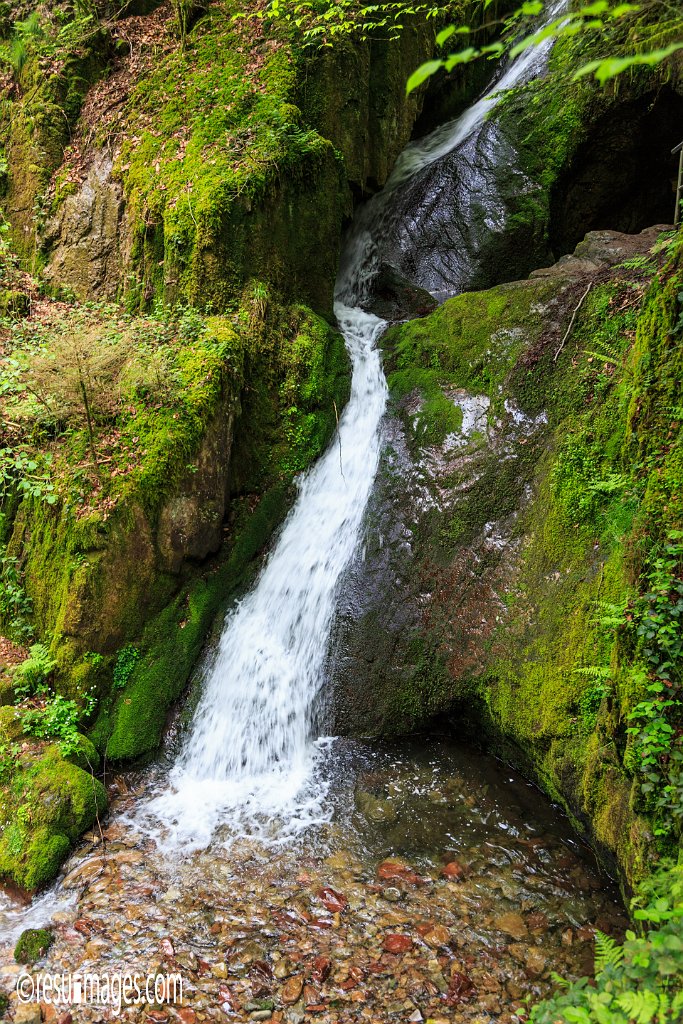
[331,226,671,884]
[42,152,124,300]
[34,7,442,310]
[156,398,238,574]
[362,261,438,320]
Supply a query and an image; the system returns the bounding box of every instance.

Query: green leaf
[574,44,683,85]
[406,59,443,94]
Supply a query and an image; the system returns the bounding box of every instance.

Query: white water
[0,22,571,942]
[387,0,568,192]
[142,303,388,848]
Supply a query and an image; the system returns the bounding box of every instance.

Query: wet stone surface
[0,740,626,1022]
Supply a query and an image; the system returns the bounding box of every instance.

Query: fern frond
[574,665,611,679]
[594,930,624,978]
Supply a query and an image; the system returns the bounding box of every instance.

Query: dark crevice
[549,86,683,257]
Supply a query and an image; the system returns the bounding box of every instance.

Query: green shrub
[525,864,683,1024]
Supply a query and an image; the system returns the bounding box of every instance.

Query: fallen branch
[554,283,593,363]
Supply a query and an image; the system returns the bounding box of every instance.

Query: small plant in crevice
[112,644,140,691]
[20,691,96,758]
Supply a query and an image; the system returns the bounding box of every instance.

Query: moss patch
[14,927,53,964]
[0,741,107,890]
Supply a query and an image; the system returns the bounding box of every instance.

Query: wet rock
[14,1003,42,1024]
[311,956,331,983]
[526,912,549,934]
[383,934,413,953]
[363,262,438,321]
[494,913,528,940]
[355,790,398,823]
[281,975,304,1004]
[423,925,450,948]
[441,861,465,881]
[177,1011,197,1024]
[317,887,347,913]
[377,860,420,886]
[525,948,546,977]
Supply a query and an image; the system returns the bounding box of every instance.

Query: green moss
[14,927,53,964]
[379,248,683,884]
[385,277,559,411]
[0,743,107,890]
[109,3,346,311]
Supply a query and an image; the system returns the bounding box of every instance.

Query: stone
[281,975,304,1004]
[14,1004,42,1024]
[525,948,546,977]
[363,261,438,321]
[383,934,413,953]
[494,913,528,940]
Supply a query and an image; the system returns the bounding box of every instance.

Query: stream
[0,5,628,1021]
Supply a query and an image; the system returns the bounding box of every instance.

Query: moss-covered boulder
[0,742,107,891]
[14,927,53,964]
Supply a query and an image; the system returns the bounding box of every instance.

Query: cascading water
[138,2,567,850]
[143,303,388,848]
[338,0,568,303]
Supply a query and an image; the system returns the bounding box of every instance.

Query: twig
[554,283,593,363]
[85,752,107,862]
[333,400,345,484]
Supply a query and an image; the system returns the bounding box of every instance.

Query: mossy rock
[14,927,53,964]
[0,705,25,742]
[0,674,15,706]
[0,289,30,317]
[0,744,107,890]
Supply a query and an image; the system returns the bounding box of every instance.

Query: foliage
[524,863,683,1024]
[264,0,446,46]
[406,1,683,94]
[20,690,96,757]
[0,551,33,641]
[626,536,683,835]
[0,449,57,504]
[13,642,55,698]
[112,644,140,691]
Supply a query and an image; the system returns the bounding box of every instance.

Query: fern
[594,930,624,978]
[615,989,660,1024]
[615,254,657,275]
[591,600,627,630]
[574,665,611,679]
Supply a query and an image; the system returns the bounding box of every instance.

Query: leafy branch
[406,1,683,94]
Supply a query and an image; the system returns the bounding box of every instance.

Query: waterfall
[142,2,565,849]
